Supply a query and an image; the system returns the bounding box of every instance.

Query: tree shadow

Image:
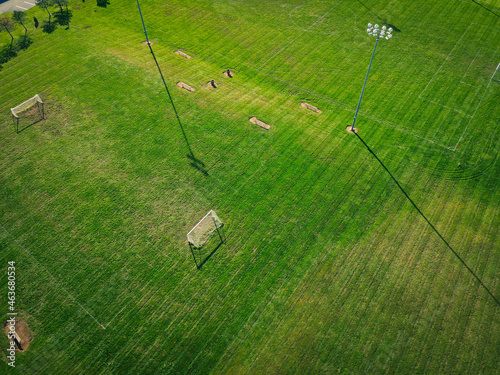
[42,21,57,34]
[54,10,73,28]
[0,46,17,64]
[189,227,226,270]
[472,0,500,17]
[354,132,500,307]
[16,35,33,50]
[355,0,401,32]
[96,0,109,8]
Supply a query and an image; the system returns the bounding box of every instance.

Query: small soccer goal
[187,210,224,268]
[10,94,45,133]
[492,62,500,83]
[187,210,224,248]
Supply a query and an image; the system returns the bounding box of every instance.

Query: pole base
[346,126,358,133]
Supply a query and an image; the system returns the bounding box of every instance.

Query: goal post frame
[187,210,224,248]
[10,94,45,132]
[187,210,225,269]
[492,62,500,83]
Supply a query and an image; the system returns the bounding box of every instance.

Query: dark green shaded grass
[0,0,499,374]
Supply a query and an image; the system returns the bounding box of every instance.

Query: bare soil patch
[177,82,195,92]
[301,102,322,114]
[141,40,154,46]
[175,50,192,59]
[4,319,34,352]
[223,69,234,78]
[206,80,218,88]
[345,126,358,133]
[249,117,271,130]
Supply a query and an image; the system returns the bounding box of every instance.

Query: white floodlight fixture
[388,27,393,32]
[382,25,387,30]
[386,34,392,39]
[368,23,373,28]
[374,24,379,29]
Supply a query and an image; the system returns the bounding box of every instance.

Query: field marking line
[419,22,475,99]
[288,2,357,36]
[460,48,482,85]
[24,1,35,5]
[15,5,28,10]
[419,97,473,118]
[0,224,101,326]
[455,66,498,148]
[258,1,344,70]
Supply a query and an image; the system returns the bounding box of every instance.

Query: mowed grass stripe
[1,0,499,373]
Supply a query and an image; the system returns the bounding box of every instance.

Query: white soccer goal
[187,210,224,248]
[10,94,45,131]
[492,62,500,83]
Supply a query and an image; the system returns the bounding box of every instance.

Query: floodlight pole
[350,24,393,133]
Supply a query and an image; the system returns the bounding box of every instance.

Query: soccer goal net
[187,210,224,248]
[493,63,500,83]
[11,94,44,119]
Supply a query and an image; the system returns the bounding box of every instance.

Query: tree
[36,0,52,22]
[12,11,28,36]
[0,16,16,48]
[52,0,69,14]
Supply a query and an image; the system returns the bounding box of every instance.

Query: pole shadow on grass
[472,0,500,18]
[188,226,226,270]
[354,132,500,307]
[355,0,401,32]
[136,0,208,176]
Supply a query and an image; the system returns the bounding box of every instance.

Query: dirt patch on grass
[301,102,322,114]
[142,40,154,46]
[249,117,271,130]
[177,82,195,92]
[345,126,358,133]
[223,69,234,78]
[206,80,218,89]
[4,319,34,352]
[175,50,192,59]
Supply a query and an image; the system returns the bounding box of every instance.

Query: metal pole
[350,32,380,133]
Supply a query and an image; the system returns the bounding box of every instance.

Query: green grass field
[1,0,499,373]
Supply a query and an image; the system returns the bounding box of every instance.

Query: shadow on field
[97,0,110,7]
[355,133,500,307]
[355,0,401,32]
[15,118,44,134]
[472,0,500,18]
[142,35,209,176]
[190,241,224,270]
[189,230,226,270]
[54,10,73,29]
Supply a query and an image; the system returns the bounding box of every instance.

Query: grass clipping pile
[4,319,34,352]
